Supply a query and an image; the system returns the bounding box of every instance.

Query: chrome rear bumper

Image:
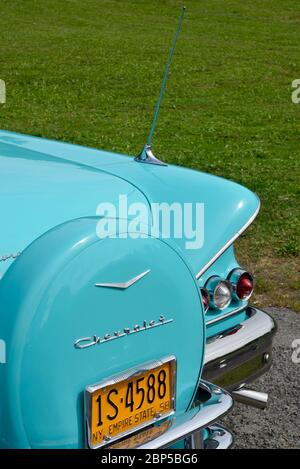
[136,381,233,449]
[203,424,234,449]
[203,306,277,391]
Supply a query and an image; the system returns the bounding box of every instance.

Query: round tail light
[200,288,210,313]
[228,269,254,301]
[205,276,232,310]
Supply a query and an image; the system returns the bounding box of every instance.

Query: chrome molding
[95,269,151,289]
[196,201,260,279]
[206,304,246,326]
[0,252,21,262]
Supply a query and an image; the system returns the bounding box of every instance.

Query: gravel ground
[222,308,300,449]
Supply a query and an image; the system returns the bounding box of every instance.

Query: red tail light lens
[236,272,254,300]
[228,269,254,301]
[200,288,210,313]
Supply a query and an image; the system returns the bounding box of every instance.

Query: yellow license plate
[85,356,176,449]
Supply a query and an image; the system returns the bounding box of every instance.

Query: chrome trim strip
[196,201,260,279]
[204,307,276,364]
[95,269,151,289]
[137,381,233,449]
[206,304,246,326]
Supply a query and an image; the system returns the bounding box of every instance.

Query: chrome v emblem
[95,269,151,289]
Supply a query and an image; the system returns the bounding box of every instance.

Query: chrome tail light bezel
[228,268,254,301]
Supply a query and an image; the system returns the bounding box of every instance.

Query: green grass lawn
[0,0,299,309]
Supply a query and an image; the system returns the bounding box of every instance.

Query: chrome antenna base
[134,144,167,166]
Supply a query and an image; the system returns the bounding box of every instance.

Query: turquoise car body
[0,130,269,449]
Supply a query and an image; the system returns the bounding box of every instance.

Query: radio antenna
[135,6,186,165]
